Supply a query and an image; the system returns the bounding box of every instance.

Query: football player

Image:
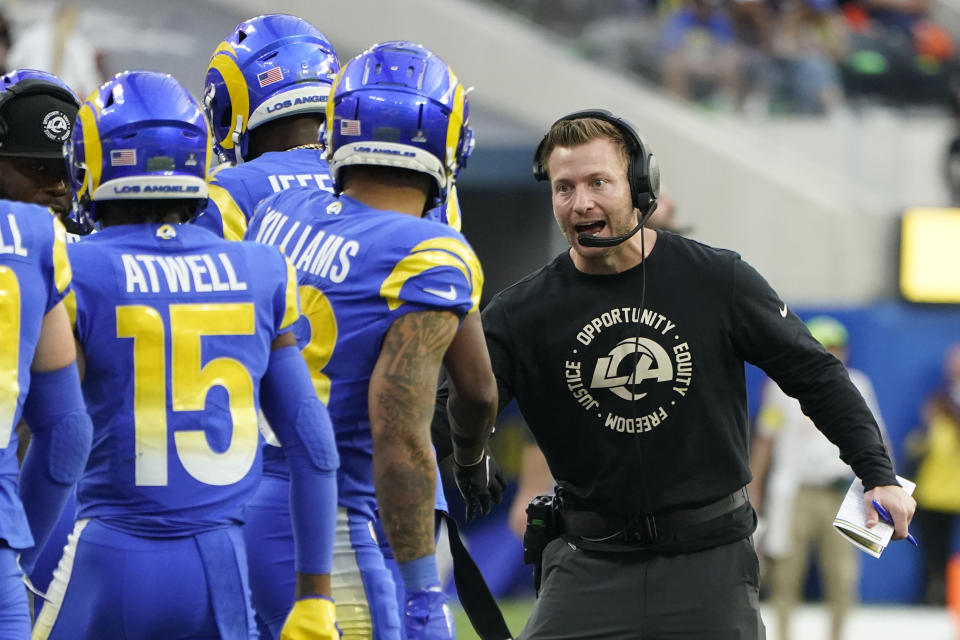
[0,194,91,638]
[0,70,81,234]
[33,70,339,640]
[194,13,339,241]
[0,70,91,613]
[195,13,462,245]
[246,41,498,640]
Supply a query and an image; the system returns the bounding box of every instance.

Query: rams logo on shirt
[564,306,694,436]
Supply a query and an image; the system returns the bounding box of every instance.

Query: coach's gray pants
[517,536,766,640]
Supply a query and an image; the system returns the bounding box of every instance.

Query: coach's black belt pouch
[557,487,748,546]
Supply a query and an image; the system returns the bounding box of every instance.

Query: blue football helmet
[66,70,211,226]
[325,41,475,207]
[204,13,339,164]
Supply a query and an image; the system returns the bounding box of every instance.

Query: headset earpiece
[532,136,549,182]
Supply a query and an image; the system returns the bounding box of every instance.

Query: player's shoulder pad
[379,218,482,315]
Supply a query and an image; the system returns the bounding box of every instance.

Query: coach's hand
[280,595,341,640]
[454,450,506,522]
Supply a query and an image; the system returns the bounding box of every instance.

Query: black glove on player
[453,451,506,522]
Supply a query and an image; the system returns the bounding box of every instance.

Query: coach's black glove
[453,451,506,522]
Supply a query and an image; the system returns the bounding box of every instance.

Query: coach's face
[548,137,637,259]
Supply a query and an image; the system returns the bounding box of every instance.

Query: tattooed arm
[369,309,459,563]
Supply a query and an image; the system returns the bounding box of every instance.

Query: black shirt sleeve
[729,257,896,490]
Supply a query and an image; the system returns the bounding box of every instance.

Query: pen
[871,500,918,546]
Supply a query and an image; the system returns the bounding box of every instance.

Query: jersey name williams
[253,207,358,283]
[564,306,695,436]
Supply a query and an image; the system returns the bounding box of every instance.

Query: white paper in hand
[832,475,916,558]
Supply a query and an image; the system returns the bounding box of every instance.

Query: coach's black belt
[556,487,749,545]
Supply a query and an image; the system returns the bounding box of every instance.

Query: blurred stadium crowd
[488,0,960,117]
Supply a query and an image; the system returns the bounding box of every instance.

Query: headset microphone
[577,214,644,247]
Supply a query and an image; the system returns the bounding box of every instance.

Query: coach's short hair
[536,117,630,179]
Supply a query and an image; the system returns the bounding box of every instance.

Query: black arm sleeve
[730,258,896,490]
[431,296,516,462]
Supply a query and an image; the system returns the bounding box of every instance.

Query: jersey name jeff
[266,173,332,193]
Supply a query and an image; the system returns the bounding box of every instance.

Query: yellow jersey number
[117,302,259,487]
[0,267,20,448]
[297,285,337,405]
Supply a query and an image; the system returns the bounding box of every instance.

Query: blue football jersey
[0,203,71,549]
[246,190,482,516]
[66,223,299,536]
[194,148,333,241]
[194,147,461,241]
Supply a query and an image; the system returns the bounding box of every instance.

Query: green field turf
[452,597,534,639]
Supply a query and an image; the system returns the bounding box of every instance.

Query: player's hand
[280,596,341,640]
[405,584,455,640]
[454,450,506,522]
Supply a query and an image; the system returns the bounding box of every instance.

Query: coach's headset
[533,109,660,247]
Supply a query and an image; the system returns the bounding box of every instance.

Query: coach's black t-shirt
[478,230,894,550]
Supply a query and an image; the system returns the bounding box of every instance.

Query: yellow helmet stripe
[325,66,347,142]
[444,185,461,231]
[77,104,102,199]
[208,52,249,151]
[211,40,235,58]
[380,237,483,313]
[444,70,466,175]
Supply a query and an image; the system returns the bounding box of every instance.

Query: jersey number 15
[117,303,259,487]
